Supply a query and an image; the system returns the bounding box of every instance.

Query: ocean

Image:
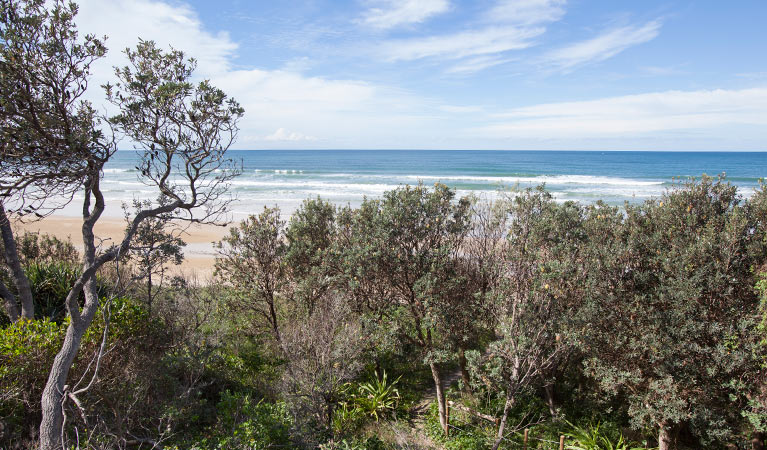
[100,150,766,218]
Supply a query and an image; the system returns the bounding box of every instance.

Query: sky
[73,0,767,150]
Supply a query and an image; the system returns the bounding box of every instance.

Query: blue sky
[75,0,767,150]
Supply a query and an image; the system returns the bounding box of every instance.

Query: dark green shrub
[25,262,81,321]
[14,232,79,266]
[0,318,65,446]
[0,297,173,446]
[183,391,291,449]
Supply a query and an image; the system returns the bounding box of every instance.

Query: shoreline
[14,216,228,277]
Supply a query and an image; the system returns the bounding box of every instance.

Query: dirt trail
[402,366,465,449]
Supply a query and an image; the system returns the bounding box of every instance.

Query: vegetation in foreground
[2,176,767,449]
[1,1,767,449]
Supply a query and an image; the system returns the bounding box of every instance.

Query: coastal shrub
[425,402,489,450]
[124,196,186,316]
[349,371,401,422]
[465,187,588,448]
[0,232,80,324]
[13,231,80,266]
[340,183,473,434]
[0,297,175,446]
[741,267,767,435]
[333,371,401,436]
[564,421,653,450]
[581,176,767,448]
[186,391,291,449]
[319,436,387,450]
[280,294,366,444]
[0,318,64,446]
[25,261,81,321]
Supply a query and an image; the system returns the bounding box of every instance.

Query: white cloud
[483,0,566,25]
[207,68,438,148]
[264,128,318,142]
[73,0,438,148]
[381,0,565,67]
[361,0,450,29]
[439,105,484,113]
[542,20,661,72]
[480,87,767,138]
[69,0,767,150]
[76,0,237,80]
[445,55,515,74]
[383,26,543,61]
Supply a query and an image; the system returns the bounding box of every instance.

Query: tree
[466,188,586,450]
[342,183,471,434]
[279,294,366,444]
[739,181,767,449]
[124,196,185,316]
[582,177,766,449]
[0,0,109,322]
[215,206,287,343]
[0,21,244,447]
[284,197,338,315]
[452,195,509,390]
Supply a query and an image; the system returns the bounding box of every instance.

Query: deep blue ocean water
[102,150,766,217]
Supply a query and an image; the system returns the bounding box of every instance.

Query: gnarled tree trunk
[0,204,34,320]
[39,276,100,450]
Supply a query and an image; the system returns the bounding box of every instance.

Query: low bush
[168,391,291,449]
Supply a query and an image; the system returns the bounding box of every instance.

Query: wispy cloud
[439,104,484,113]
[381,0,565,71]
[384,26,543,61]
[361,0,450,29]
[542,20,661,72]
[480,87,767,138]
[640,65,687,76]
[483,0,566,25]
[445,55,515,74]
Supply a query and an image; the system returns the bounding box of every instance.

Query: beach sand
[14,216,229,277]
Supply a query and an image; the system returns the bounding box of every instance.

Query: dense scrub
[2,176,767,449]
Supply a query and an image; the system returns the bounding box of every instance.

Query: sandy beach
[14,216,229,277]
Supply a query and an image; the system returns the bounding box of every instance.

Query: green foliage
[319,436,387,450]
[581,176,767,446]
[0,297,174,447]
[0,232,81,323]
[334,371,401,435]
[0,318,64,426]
[340,183,472,361]
[5,176,767,448]
[25,261,81,321]
[352,371,401,421]
[14,232,80,266]
[190,391,292,449]
[425,402,489,450]
[564,421,654,450]
[215,206,286,341]
[124,196,186,314]
[741,268,767,432]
